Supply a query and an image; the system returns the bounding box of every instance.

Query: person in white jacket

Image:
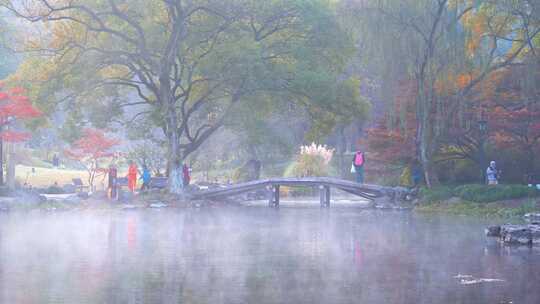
[486,161,499,185]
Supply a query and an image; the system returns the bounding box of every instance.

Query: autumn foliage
[65,128,120,189]
[483,64,540,171]
[0,84,42,142]
[490,106,540,150]
[366,60,540,182]
[366,80,417,164]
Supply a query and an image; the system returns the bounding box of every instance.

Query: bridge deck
[190,177,402,203]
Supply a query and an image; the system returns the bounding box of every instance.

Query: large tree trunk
[526,146,535,179]
[416,82,439,188]
[167,133,184,195]
[0,136,3,186]
[6,143,16,190]
[337,125,347,178]
[164,97,184,194]
[156,59,185,195]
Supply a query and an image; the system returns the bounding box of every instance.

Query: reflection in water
[1,208,540,304]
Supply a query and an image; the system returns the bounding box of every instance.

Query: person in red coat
[127,161,138,192]
[182,163,191,187]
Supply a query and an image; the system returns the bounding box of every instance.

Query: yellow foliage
[457,73,472,89]
[466,39,478,57]
[399,165,412,187]
[99,65,130,79]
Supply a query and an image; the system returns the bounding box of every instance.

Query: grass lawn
[415,184,540,218]
[415,199,540,219]
[15,165,92,188]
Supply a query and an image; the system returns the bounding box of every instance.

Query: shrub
[419,186,455,202]
[283,143,335,196]
[454,184,537,203]
[416,200,538,218]
[43,185,65,194]
[285,143,334,178]
[290,154,328,177]
[399,166,412,187]
[419,184,539,204]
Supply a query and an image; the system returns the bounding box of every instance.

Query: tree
[0,83,42,186]
[438,55,540,176]
[491,105,540,172]
[366,80,417,165]
[348,0,540,187]
[486,60,540,176]
[4,0,369,194]
[0,14,17,79]
[127,140,166,176]
[65,128,119,191]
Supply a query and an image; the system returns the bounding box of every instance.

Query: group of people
[103,150,501,198]
[107,161,192,199]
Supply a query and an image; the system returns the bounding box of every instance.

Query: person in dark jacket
[108,164,118,200]
[52,154,60,167]
[411,160,423,187]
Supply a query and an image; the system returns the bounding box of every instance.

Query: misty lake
[1,206,539,304]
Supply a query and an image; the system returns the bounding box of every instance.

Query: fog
[0,1,539,303]
[1,207,539,304]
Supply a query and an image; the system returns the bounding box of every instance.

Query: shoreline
[1,190,538,220]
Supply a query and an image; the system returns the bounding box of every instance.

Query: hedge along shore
[415,184,540,218]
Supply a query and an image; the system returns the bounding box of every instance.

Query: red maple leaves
[65,128,120,160]
[65,128,120,189]
[489,106,540,151]
[479,64,540,156]
[0,85,42,142]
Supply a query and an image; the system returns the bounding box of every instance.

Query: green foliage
[453,184,537,203]
[6,0,370,163]
[231,168,243,183]
[436,141,540,185]
[226,99,294,162]
[59,110,85,144]
[415,200,538,219]
[285,154,329,178]
[419,186,455,203]
[498,200,539,218]
[416,195,539,218]
[43,185,65,194]
[0,15,17,79]
[285,143,335,178]
[127,140,166,176]
[282,154,336,198]
[420,184,539,204]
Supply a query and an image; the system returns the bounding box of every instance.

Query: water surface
[1,206,539,304]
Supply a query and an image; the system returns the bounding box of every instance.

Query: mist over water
[1,207,539,304]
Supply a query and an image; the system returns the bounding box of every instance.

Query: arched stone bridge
[189,177,413,208]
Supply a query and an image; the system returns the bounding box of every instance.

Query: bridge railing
[189,177,411,207]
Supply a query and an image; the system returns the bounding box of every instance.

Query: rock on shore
[486,223,540,245]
